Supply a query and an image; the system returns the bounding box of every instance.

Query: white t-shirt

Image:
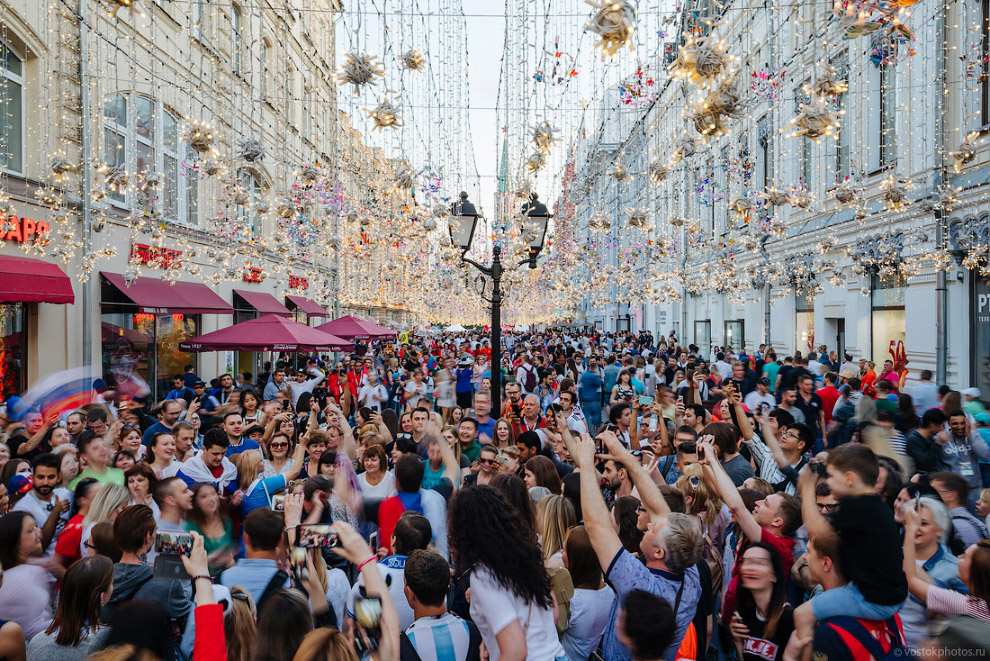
[13,488,72,557]
[358,471,397,500]
[562,585,616,661]
[468,565,566,661]
[404,381,427,407]
[347,555,416,631]
[743,391,777,415]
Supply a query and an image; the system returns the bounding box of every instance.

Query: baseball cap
[975,413,990,425]
[7,474,31,496]
[758,377,771,386]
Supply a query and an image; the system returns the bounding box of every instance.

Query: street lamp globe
[448,191,480,251]
[520,193,552,268]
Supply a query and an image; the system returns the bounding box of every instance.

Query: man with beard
[13,453,71,562]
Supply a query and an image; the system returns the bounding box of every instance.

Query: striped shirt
[927,585,990,625]
[404,613,475,661]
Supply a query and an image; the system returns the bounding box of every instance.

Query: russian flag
[13,366,98,419]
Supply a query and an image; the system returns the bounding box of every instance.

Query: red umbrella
[315,315,396,341]
[179,314,353,352]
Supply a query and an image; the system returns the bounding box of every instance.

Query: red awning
[179,314,353,352]
[0,255,74,304]
[101,272,234,315]
[233,289,291,317]
[316,315,396,340]
[285,295,328,317]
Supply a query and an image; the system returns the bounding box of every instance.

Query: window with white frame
[102,94,199,225]
[0,41,24,174]
[833,58,850,181]
[867,34,896,171]
[192,0,209,42]
[237,168,264,239]
[231,4,242,74]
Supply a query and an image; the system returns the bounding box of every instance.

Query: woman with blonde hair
[292,629,358,661]
[537,494,576,568]
[676,463,729,588]
[224,586,256,661]
[79,484,130,558]
[232,444,306,517]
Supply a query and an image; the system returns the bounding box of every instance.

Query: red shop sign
[289,275,309,290]
[243,267,265,283]
[131,243,183,269]
[0,215,50,242]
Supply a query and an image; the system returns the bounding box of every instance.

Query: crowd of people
[0,327,988,661]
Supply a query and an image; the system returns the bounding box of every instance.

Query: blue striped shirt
[404,613,473,661]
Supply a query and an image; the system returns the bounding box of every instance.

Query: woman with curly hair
[449,486,567,660]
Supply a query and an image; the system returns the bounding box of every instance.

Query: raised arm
[698,439,763,542]
[601,430,669,518]
[758,413,791,469]
[725,383,755,442]
[572,431,622,571]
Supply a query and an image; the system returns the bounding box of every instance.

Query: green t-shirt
[761,363,781,392]
[69,467,125,490]
[459,441,482,464]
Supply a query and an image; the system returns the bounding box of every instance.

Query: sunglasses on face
[479,458,497,466]
[270,442,289,449]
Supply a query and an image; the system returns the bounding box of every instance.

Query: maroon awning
[285,295,328,317]
[233,289,291,317]
[0,255,74,304]
[179,314,353,352]
[316,315,396,340]
[101,272,234,315]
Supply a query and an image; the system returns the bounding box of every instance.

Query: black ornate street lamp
[448,191,551,415]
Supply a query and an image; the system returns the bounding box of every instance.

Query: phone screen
[155,531,193,556]
[297,524,339,549]
[354,597,383,651]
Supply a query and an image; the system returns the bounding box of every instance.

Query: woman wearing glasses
[463,444,502,487]
[261,432,296,478]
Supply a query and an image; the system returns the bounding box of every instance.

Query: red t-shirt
[54,513,85,565]
[817,385,841,425]
[208,463,224,479]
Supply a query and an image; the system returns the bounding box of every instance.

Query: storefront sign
[0,215,50,242]
[243,267,265,283]
[289,275,309,290]
[131,243,183,269]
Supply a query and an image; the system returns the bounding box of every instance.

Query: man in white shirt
[358,370,389,412]
[806,352,825,382]
[743,377,777,416]
[13,453,70,560]
[714,352,733,381]
[287,367,326,407]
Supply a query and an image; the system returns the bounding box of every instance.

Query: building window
[724,320,745,351]
[192,0,209,42]
[795,293,815,354]
[0,41,23,174]
[694,320,711,352]
[871,271,906,362]
[867,35,896,171]
[231,4,242,74]
[237,168,264,239]
[103,94,198,224]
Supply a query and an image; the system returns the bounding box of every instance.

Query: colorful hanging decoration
[831,181,860,205]
[336,53,386,94]
[749,67,784,100]
[618,68,658,106]
[584,0,636,57]
[731,197,754,218]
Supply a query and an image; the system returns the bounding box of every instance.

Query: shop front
[870,271,906,365]
[0,254,74,399]
[286,293,329,326]
[796,294,815,355]
[100,272,233,399]
[973,276,990,399]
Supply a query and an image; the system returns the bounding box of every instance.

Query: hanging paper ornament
[278,198,296,219]
[391,163,419,191]
[184,121,217,155]
[787,98,841,141]
[807,66,849,98]
[255,199,270,214]
[831,181,860,205]
[530,121,561,154]
[649,159,669,182]
[950,132,980,173]
[365,97,404,131]
[588,213,609,231]
[584,0,636,57]
[525,151,547,173]
[670,216,686,227]
[790,186,813,211]
[142,171,163,190]
[669,35,735,87]
[336,53,385,94]
[838,8,885,38]
[671,134,699,163]
[236,138,266,163]
[50,157,74,176]
[399,49,426,72]
[880,175,911,210]
[514,178,534,201]
[627,208,649,228]
[686,101,727,138]
[938,184,962,211]
[731,197,754,217]
[609,162,632,183]
[762,187,791,207]
[104,166,129,193]
[300,165,321,181]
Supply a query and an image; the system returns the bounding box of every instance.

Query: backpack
[546,566,575,636]
[523,365,538,392]
[702,530,724,596]
[824,616,907,661]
